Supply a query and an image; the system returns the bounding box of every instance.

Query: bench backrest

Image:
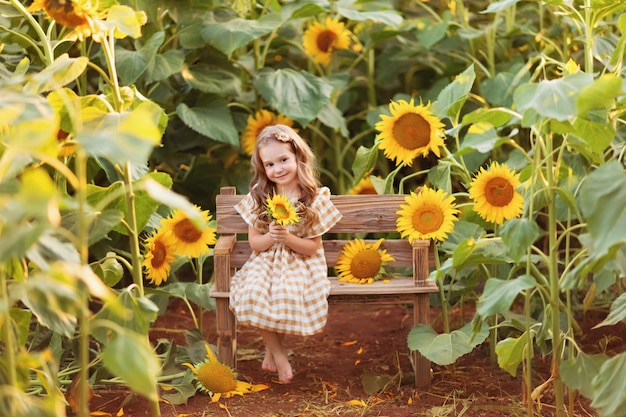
[215,186,430,271]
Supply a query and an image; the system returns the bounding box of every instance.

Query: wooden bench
[210,186,438,387]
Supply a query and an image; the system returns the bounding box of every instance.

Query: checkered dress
[229,187,342,335]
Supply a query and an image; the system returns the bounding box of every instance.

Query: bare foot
[272,349,293,384]
[261,348,277,372]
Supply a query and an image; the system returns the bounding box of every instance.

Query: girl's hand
[269,221,289,243]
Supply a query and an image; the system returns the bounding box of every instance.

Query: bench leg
[413,293,432,387]
[215,298,237,368]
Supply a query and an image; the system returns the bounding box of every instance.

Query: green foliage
[2,0,626,416]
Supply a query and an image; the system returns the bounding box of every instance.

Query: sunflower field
[1,0,626,416]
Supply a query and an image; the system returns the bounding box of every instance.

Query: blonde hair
[249,124,320,231]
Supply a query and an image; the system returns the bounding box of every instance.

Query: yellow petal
[90,412,112,416]
[116,408,124,417]
[346,399,367,407]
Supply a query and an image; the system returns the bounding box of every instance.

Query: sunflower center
[197,362,237,393]
[317,30,338,53]
[484,177,514,207]
[151,240,168,268]
[412,205,444,234]
[350,249,382,279]
[273,204,289,220]
[392,113,431,150]
[173,219,202,243]
[45,0,89,27]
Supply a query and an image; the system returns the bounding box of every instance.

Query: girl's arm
[248,223,321,257]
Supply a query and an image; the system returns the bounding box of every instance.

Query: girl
[229,124,342,383]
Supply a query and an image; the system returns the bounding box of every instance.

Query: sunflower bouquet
[336,239,395,284]
[265,193,300,226]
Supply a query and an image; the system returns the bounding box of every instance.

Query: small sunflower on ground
[142,229,177,286]
[375,99,446,167]
[336,239,395,284]
[241,110,295,155]
[183,344,268,402]
[160,207,217,259]
[303,17,351,66]
[348,176,378,195]
[469,161,524,224]
[396,187,459,242]
[266,194,300,226]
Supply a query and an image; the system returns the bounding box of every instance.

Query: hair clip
[275,131,291,142]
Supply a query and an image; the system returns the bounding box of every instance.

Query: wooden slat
[211,278,437,299]
[216,193,409,234]
[226,239,420,268]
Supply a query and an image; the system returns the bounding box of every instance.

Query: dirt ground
[88,298,624,417]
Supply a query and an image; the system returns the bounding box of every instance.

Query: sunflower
[28,0,94,27]
[303,17,351,66]
[348,176,378,195]
[142,229,177,286]
[396,187,459,242]
[375,99,446,167]
[266,194,300,226]
[469,161,524,224]
[183,344,268,402]
[335,239,395,284]
[160,207,217,259]
[241,110,295,155]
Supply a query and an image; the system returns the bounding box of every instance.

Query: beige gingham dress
[229,187,342,335]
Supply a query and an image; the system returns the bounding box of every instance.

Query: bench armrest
[212,235,237,297]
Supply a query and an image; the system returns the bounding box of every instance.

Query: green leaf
[25,54,88,93]
[62,209,123,246]
[116,31,164,85]
[495,332,533,377]
[145,49,185,83]
[590,352,626,417]
[201,12,283,58]
[428,161,452,194]
[160,373,197,405]
[576,73,623,119]
[0,222,46,263]
[407,322,489,366]
[593,293,626,328]
[93,288,159,344]
[477,275,536,317]
[451,237,511,268]
[461,108,514,128]
[560,352,607,398]
[182,64,242,96]
[86,171,173,236]
[499,218,542,262]
[316,101,348,137]
[253,68,332,127]
[579,162,626,257]
[92,253,125,287]
[176,101,238,146]
[78,101,164,166]
[9,308,32,346]
[351,144,379,185]
[571,117,615,155]
[102,329,160,401]
[481,0,520,13]
[337,7,403,28]
[416,19,448,48]
[432,65,475,120]
[0,91,57,155]
[513,72,594,122]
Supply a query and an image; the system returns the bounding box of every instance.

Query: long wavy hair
[249,124,320,232]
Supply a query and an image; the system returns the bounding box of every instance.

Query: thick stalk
[123,161,145,297]
[75,149,90,417]
[546,134,565,416]
[0,266,18,409]
[583,0,593,74]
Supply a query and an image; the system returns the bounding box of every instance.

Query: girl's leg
[261,332,284,372]
[258,329,293,383]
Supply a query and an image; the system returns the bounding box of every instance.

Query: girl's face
[258,140,299,193]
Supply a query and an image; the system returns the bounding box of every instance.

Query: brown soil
[88,298,623,417]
